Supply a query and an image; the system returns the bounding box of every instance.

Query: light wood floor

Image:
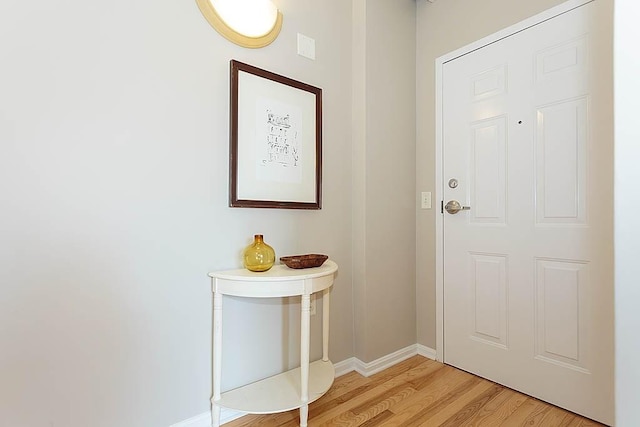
[224,355,604,427]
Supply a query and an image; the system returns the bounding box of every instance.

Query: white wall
[614,0,640,425]
[0,1,355,425]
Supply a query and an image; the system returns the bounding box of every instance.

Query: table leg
[212,291,223,427]
[322,288,330,361]
[300,293,311,427]
[212,406,221,427]
[300,403,309,427]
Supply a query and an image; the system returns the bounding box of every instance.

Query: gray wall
[352,0,417,363]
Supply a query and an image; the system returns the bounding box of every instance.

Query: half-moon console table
[208,260,338,427]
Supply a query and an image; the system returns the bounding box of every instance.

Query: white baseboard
[353,344,418,377]
[169,408,245,427]
[307,344,437,381]
[170,411,210,427]
[417,343,437,360]
[334,357,357,377]
[172,344,438,426]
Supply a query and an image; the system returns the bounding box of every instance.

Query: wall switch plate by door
[421,192,432,209]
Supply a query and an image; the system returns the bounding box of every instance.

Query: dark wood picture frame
[229,60,322,209]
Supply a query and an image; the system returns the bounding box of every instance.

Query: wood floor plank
[309,359,440,425]
[519,400,554,426]
[380,367,476,426]
[473,389,529,426]
[436,383,505,427]
[321,371,372,401]
[229,410,297,427]
[395,376,492,426]
[540,406,577,427]
[380,376,482,426]
[308,379,374,421]
[221,355,607,427]
[348,361,442,415]
[349,384,416,416]
[452,387,518,426]
[357,409,395,427]
[390,364,472,412]
[406,362,449,390]
[565,417,607,427]
[560,413,584,427]
[318,386,416,427]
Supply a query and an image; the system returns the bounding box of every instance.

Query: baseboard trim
[169,411,210,427]
[172,344,438,426]
[350,344,436,377]
[417,344,437,360]
[353,344,418,377]
[334,357,357,377]
[169,408,245,427]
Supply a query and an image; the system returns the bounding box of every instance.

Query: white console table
[208,260,338,427]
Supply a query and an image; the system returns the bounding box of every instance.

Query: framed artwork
[229,60,322,209]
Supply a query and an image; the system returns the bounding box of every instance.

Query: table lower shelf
[213,359,335,414]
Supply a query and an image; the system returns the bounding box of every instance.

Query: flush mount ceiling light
[196,0,283,48]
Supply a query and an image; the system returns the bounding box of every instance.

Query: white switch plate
[297,33,315,60]
[421,192,432,209]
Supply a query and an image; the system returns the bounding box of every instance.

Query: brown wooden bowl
[280,254,329,269]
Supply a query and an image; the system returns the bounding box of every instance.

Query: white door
[442,1,613,424]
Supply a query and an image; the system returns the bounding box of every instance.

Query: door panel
[535,98,588,223]
[535,258,589,370]
[470,118,507,223]
[470,253,508,347]
[442,1,613,424]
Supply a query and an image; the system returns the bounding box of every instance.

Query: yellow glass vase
[243,234,275,272]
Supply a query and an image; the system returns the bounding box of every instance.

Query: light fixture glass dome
[209,0,278,38]
[196,0,283,48]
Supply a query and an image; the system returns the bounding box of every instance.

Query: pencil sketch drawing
[255,98,303,184]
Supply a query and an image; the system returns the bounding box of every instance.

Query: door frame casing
[433,0,593,362]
